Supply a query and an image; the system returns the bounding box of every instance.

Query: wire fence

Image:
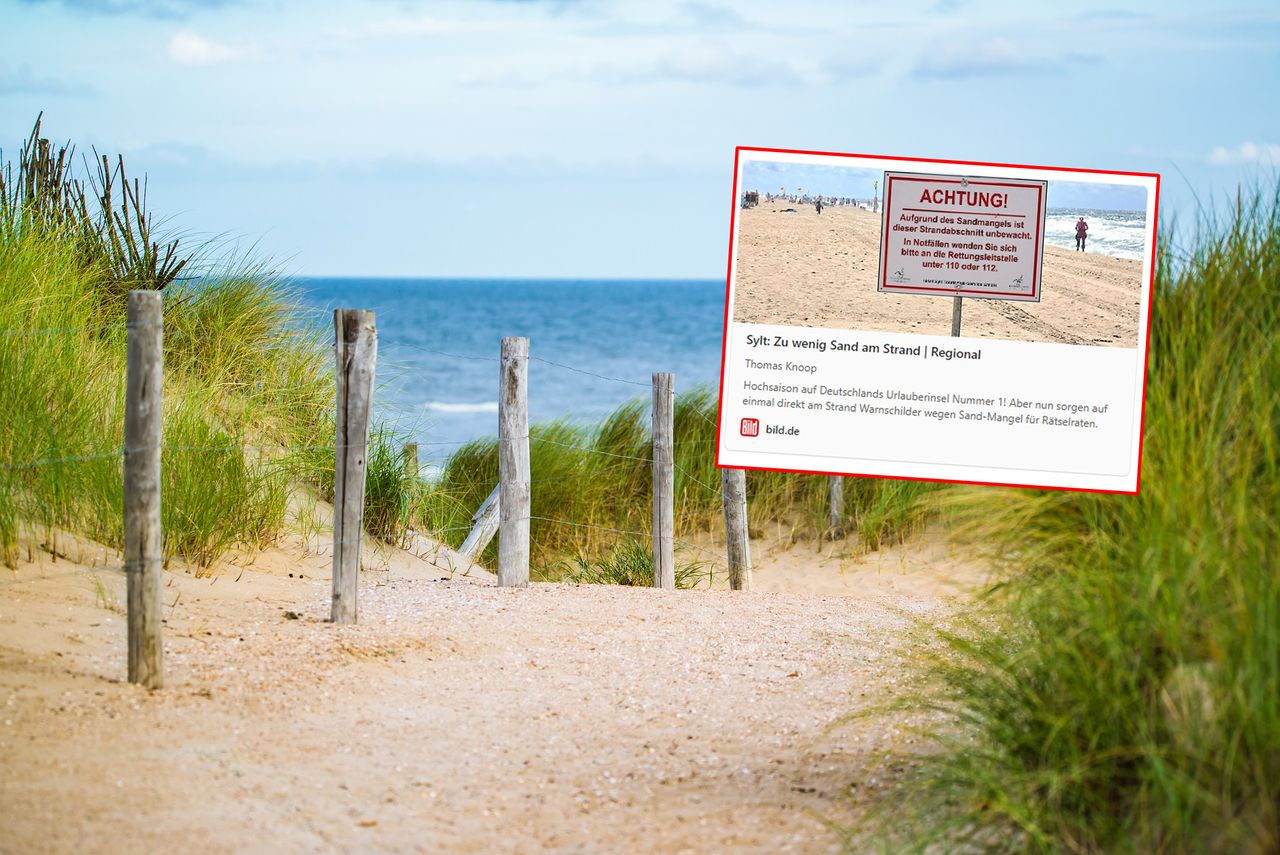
[0,322,130,336]
[0,437,511,471]
[1,440,724,507]
[0,518,731,591]
[2,315,738,589]
[528,355,652,388]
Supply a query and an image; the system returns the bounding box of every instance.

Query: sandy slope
[733,204,1144,347]
[0,529,983,854]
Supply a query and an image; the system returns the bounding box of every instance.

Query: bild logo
[740,418,760,437]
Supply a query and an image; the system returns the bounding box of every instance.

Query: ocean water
[294,278,727,461]
[1043,207,1148,260]
[293,212,1146,458]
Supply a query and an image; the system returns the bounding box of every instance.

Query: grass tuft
[1,115,934,585]
[558,539,706,589]
[0,121,330,567]
[416,388,932,575]
[867,184,1280,853]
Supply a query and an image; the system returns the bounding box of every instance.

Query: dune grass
[414,385,934,575]
[869,188,1280,852]
[0,230,334,567]
[558,538,707,589]
[2,116,932,579]
[0,120,332,568]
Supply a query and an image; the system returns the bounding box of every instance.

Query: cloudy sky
[2,0,1277,277]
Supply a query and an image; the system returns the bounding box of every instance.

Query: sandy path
[733,204,1143,347]
[0,530,977,854]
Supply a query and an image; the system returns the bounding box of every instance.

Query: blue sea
[1044,208,1148,260]
[294,210,1146,459]
[294,278,727,462]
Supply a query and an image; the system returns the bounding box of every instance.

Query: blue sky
[2,0,1277,277]
[742,162,1150,210]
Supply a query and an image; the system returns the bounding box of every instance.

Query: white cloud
[363,15,495,37]
[1207,141,1280,166]
[459,42,815,89]
[0,62,94,95]
[680,1,748,30]
[913,37,1053,79]
[21,0,237,19]
[647,42,807,86]
[167,29,243,65]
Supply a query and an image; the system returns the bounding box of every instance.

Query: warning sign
[877,171,1047,302]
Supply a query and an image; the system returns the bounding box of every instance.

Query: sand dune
[733,204,1145,347]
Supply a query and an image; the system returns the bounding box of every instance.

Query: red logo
[740,418,760,437]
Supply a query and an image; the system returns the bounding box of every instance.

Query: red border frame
[714,145,1161,496]
[878,174,1046,300]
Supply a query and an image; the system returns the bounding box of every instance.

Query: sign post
[877,171,1047,338]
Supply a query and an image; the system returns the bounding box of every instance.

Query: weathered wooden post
[722,467,751,591]
[827,475,845,539]
[403,441,419,480]
[331,309,377,624]
[651,372,675,589]
[459,484,500,560]
[951,295,963,336]
[498,337,530,587]
[124,290,164,689]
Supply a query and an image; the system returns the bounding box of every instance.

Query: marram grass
[0,230,332,567]
[861,187,1280,853]
[1,117,932,578]
[415,387,934,575]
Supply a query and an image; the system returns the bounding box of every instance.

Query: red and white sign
[739,418,760,437]
[877,171,1047,302]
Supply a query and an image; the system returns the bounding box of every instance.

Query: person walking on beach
[1075,216,1089,251]
[815,196,823,215]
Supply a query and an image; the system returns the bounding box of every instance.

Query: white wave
[422,401,499,413]
[1043,212,1148,260]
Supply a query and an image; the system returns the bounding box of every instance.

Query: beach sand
[701,522,986,598]
[0,522,985,853]
[733,203,1145,347]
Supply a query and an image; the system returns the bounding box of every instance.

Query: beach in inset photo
[733,159,1150,348]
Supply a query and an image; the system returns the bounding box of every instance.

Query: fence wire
[533,437,653,464]
[0,450,124,471]
[3,320,739,581]
[528,355,651,388]
[385,341,500,363]
[672,464,723,496]
[0,323,129,336]
[0,436,514,471]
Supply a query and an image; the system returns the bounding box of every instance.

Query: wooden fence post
[459,484,501,560]
[498,337,530,587]
[124,290,164,689]
[403,441,419,480]
[827,475,845,539]
[651,372,675,589]
[951,295,963,336]
[722,467,751,591]
[331,309,377,624]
